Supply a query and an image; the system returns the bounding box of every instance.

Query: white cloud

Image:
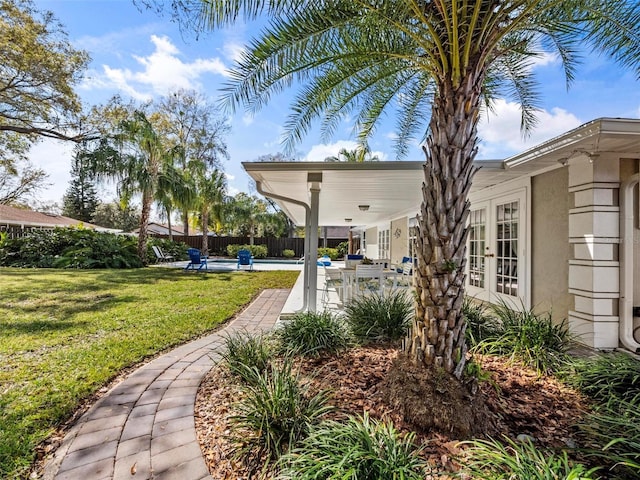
[85,35,229,99]
[303,140,388,162]
[477,99,581,159]
[242,113,254,126]
[225,172,235,181]
[223,41,245,63]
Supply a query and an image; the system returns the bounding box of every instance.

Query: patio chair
[345,254,364,269]
[237,249,254,271]
[321,265,343,307]
[152,245,173,263]
[354,264,384,299]
[185,248,207,271]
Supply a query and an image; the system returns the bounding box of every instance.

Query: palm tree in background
[193,167,226,255]
[192,0,640,433]
[325,144,380,162]
[87,109,174,262]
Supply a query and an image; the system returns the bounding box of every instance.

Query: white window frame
[466,180,530,309]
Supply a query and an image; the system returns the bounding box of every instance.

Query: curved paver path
[43,289,290,480]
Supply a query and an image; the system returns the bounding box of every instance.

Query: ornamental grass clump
[563,353,640,478]
[278,413,428,480]
[473,299,572,374]
[460,437,599,479]
[222,330,274,385]
[344,291,413,343]
[230,360,332,474]
[462,296,500,346]
[274,311,351,358]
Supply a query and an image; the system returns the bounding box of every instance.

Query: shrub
[148,238,189,262]
[275,311,351,358]
[473,299,572,374]
[278,413,428,480]
[564,353,640,478]
[317,247,338,260]
[461,437,599,479]
[222,331,274,385]
[0,227,142,268]
[578,397,640,479]
[561,352,640,405]
[335,241,348,258]
[282,249,295,258]
[344,291,413,343]
[230,360,332,473]
[227,244,268,259]
[463,296,500,346]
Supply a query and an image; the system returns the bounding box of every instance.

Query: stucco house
[243,118,640,353]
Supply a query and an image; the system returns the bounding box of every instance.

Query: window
[468,209,486,288]
[378,228,390,259]
[495,201,519,297]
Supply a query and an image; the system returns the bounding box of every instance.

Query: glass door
[466,192,525,304]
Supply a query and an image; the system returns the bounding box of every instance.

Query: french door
[466,191,526,305]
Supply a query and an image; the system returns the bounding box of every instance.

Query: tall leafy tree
[0,0,89,142]
[154,89,230,235]
[87,106,175,262]
[91,201,141,232]
[62,149,99,222]
[193,168,226,255]
[191,0,640,433]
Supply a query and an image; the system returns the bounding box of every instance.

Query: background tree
[324,144,380,162]
[91,201,141,232]
[86,104,175,262]
[0,0,89,142]
[195,0,640,435]
[154,89,230,235]
[223,193,274,243]
[62,149,99,222]
[0,157,47,205]
[193,168,226,255]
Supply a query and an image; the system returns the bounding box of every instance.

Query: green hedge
[226,244,268,259]
[317,247,339,260]
[0,227,143,268]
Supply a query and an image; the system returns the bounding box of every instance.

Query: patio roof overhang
[244,118,640,228]
[243,160,510,227]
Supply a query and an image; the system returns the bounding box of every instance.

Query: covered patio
[243,160,507,315]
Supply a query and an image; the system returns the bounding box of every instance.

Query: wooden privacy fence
[154,235,347,257]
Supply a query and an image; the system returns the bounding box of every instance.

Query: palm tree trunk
[201,207,209,256]
[404,73,482,379]
[138,190,153,265]
[166,207,173,242]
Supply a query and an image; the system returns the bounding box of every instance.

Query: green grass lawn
[0,267,299,478]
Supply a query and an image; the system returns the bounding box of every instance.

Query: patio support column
[308,173,322,312]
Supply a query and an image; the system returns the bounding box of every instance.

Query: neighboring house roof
[137,222,185,236]
[0,204,113,231]
[243,117,640,227]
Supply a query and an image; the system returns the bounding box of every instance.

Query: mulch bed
[195,346,588,479]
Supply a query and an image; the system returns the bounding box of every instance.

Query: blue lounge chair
[185,248,207,271]
[237,249,254,271]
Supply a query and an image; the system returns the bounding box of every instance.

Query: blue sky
[31,0,640,208]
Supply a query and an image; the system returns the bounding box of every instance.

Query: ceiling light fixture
[358,205,370,211]
[344,218,352,223]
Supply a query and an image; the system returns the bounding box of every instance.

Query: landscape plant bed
[195,345,588,478]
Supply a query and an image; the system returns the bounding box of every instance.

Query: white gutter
[619,171,640,353]
[256,181,312,312]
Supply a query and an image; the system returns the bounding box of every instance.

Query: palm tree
[193,168,226,256]
[199,1,640,384]
[325,144,380,162]
[87,109,173,262]
[154,89,230,236]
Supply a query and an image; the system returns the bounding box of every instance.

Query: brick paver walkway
[43,289,290,480]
